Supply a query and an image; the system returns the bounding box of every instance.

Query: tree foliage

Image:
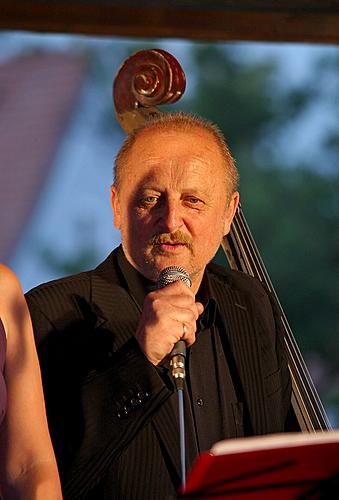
[181,45,339,372]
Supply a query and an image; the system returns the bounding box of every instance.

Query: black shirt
[116,247,244,471]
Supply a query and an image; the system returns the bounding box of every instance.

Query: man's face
[111,127,239,292]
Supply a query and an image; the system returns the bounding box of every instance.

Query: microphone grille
[157,266,191,289]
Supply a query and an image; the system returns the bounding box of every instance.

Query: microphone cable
[157,266,191,487]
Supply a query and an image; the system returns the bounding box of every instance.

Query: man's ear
[110,184,121,229]
[223,191,240,236]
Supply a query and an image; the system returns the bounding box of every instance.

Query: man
[26,112,292,500]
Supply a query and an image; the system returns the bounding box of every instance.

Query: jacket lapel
[209,272,269,435]
[90,250,182,480]
[151,394,182,481]
[90,251,141,349]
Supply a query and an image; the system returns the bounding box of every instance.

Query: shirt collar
[116,246,155,310]
[196,271,217,331]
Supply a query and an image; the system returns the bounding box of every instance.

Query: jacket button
[196,398,204,407]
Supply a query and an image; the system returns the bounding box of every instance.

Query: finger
[154,281,195,299]
[180,322,196,347]
[182,323,188,338]
[195,301,204,316]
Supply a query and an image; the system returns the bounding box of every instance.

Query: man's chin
[144,252,190,276]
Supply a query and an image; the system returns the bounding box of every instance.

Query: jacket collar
[206,267,269,435]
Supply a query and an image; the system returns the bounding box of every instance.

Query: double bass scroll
[113,48,332,433]
[113,48,185,134]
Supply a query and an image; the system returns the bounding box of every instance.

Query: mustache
[150,231,193,250]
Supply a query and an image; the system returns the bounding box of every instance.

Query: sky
[1,30,338,291]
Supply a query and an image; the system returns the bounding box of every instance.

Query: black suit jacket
[26,247,291,500]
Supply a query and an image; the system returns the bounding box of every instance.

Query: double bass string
[236,207,329,429]
[235,207,330,430]
[223,205,331,431]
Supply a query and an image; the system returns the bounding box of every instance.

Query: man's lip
[156,242,185,246]
[154,242,187,252]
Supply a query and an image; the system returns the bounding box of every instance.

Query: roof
[0,52,86,261]
[1,1,339,44]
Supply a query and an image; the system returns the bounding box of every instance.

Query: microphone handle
[172,339,186,357]
[170,340,186,391]
[170,340,187,484]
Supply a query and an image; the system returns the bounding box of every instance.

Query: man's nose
[159,199,182,232]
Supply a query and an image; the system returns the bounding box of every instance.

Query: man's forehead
[141,123,210,139]
[130,126,220,155]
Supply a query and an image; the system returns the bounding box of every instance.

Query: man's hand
[135,281,204,365]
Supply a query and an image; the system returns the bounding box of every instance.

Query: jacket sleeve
[26,286,174,499]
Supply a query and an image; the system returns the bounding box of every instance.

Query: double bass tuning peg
[113,48,186,134]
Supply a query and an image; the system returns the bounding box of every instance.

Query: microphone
[157,266,191,390]
[158,265,190,485]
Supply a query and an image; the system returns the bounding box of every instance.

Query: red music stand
[179,431,339,499]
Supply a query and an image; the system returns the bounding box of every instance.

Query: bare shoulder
[0,263,23,299]
[0,264,26,335]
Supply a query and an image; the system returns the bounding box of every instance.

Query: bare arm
[0,264,62,499]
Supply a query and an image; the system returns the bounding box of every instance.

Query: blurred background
[0,31,338,425]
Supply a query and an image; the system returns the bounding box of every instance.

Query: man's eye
[141,196,158,205]
[186,197,202,206]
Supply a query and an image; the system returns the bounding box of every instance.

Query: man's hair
[114,111,239,194]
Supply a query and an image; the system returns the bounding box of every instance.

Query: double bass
[113,48,331,433]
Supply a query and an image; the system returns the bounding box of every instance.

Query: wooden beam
[1,2,339,44]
